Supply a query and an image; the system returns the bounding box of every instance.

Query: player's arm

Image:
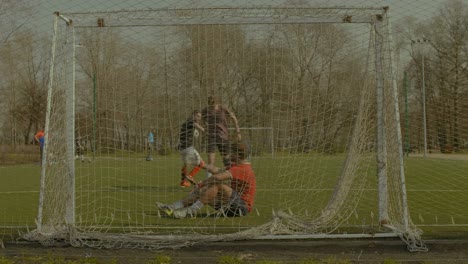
[194,122,205,133]
[223,106,241,140]
[201,108,208,125]
[198,170,231,188]
[205,163,228,174]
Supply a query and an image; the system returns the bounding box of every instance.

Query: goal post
[36,12,76,235]
[28,6,427,251]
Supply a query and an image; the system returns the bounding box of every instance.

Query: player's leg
[220,190,248,217]
[146,141,154,160]
[40,146,43,160]
[218,138,231,168]
[205,184,232,206]
[186,148,205,180]
[79,147,84,161]
[179,148,191,187]
[206,134,217,178]
[165,188,204,218]
[172,183,226,219]
[180,167,191,187]
[157,188,201,217]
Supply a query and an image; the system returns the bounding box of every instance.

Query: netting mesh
[23,6,427,251]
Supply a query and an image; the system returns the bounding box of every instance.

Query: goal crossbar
[61,6,387,28]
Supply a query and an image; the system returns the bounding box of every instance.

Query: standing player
[146,128,155,161]
[157,143,256,218]
[34,129,45,164]
[201,96,241,175]
[75,136,85,162]
[178,110,206,187]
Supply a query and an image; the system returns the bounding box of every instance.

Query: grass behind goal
[1,153,467,239]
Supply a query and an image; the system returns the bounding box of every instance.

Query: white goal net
[26,6,427,251]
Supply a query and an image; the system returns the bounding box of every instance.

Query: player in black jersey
[178,110,207,187]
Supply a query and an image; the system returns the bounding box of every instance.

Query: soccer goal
[26,6,427,251]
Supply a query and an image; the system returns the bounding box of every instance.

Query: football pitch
[0,153,467,240]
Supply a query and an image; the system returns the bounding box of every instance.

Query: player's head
[230,143,248,163]
[208,95,220,107]
[192,110,201,121]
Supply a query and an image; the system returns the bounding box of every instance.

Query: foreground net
[24,6,427,251]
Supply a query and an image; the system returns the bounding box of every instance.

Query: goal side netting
[24,7,426,251]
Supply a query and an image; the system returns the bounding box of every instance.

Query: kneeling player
[157,143,256,218]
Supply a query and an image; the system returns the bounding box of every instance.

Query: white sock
[170,201,184,210]
[188,200,204,213]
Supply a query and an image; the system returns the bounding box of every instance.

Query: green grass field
[1,152,467,240]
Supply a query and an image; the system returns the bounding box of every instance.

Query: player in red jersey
[157,143,256,218]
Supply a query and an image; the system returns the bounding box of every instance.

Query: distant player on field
[34,129,45,164]
[146,128,155,161]
[75,136,85,162]
[178,110,207,187]
[157,143,256,218]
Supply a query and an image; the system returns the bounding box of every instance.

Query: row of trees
[1,1,467,155]
[395,0,468,153]
[67,17,365,153]
[0,1,47,145]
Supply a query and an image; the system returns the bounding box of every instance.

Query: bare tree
[271,22,361,153]
[0,0,32,143]
[0,30,49,144]
[419,0,468,152]
[76,28,164,152]
[0,0,30,45]
[179,24,246,95]
[77,28,128,152]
